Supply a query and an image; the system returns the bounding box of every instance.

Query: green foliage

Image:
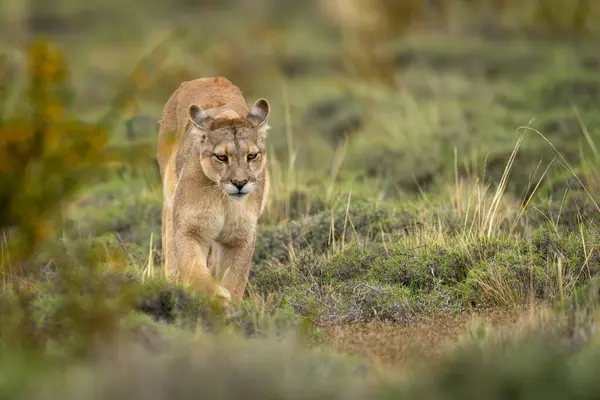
[253,224,600,325]
[392,337,600,400]
[0,41,135,359]
[254,200,420,267]
[0,42,105,254]
[17,335,372,400]
[5,298,600,400]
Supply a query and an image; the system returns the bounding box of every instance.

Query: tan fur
[157,77,271,303]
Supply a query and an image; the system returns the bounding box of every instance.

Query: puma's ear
[247,98,270,128]
[188,104,212,130]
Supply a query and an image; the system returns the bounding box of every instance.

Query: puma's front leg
[161,204,169,270]
[216,236,257,301]
[171,232,231,301]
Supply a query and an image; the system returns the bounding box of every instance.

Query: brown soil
[322,305,538,370]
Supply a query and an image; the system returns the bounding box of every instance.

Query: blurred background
[2,0,599,198]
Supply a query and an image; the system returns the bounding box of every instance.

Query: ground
[1,0,600,398]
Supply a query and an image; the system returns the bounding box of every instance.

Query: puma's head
[187,98,270,200]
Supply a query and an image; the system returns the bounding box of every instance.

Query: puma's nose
[231,179,248,190]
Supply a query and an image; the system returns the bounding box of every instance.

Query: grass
[251,223,600,324]
[2,0,600,398]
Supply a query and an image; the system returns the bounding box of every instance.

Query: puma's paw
[214,286,239,319]
[215,285,232,301]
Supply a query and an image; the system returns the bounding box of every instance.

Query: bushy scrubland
[1,0,600,398]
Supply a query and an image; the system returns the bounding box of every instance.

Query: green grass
[2,0,600,398]
[251,223,600,325]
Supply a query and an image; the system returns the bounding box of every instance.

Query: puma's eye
[214,154,228,163]
[247,153,259,161]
